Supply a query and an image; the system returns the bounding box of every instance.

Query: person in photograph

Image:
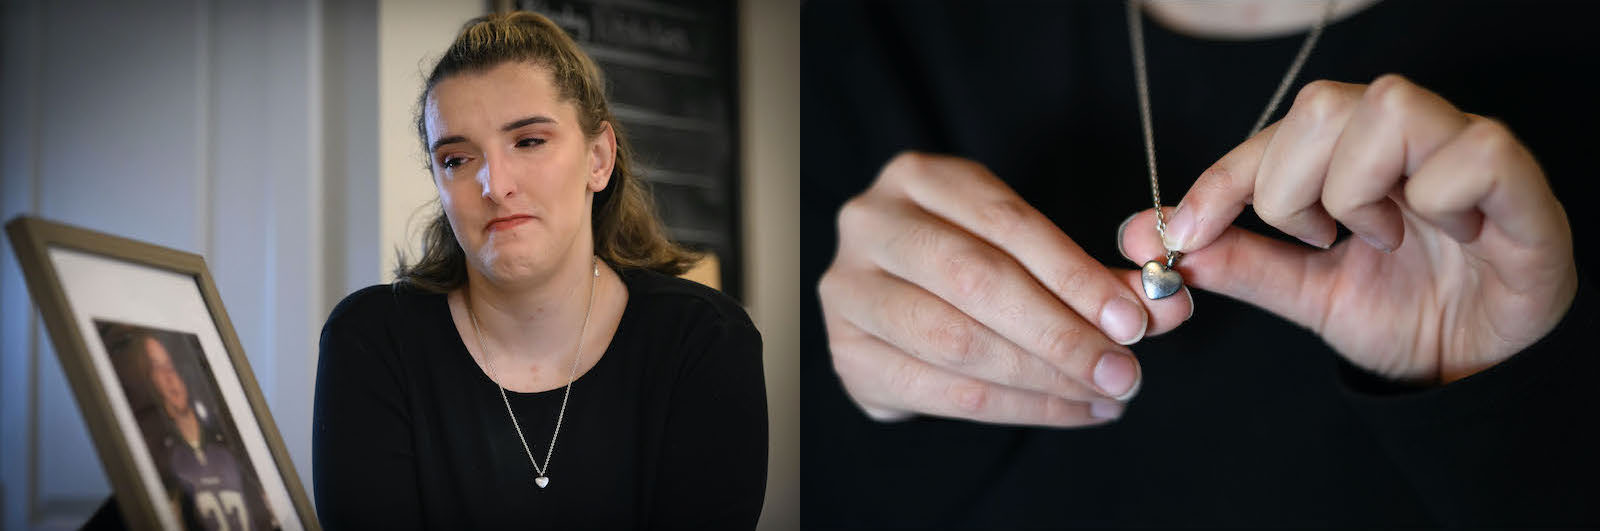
[313,10,767,529]
[802,0,1597,527]
[102,325,277,531]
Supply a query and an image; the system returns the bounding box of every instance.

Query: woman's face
[424,62,615,286]
[144,337,189,414]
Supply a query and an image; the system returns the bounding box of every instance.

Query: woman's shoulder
[616,267,763,375]
[323,282,440,334]
[618,267,755,331]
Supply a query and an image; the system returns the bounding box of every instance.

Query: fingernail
[1099,297,1148,345]
[1116,212,1139,262]
[1093,351,1141,400]
[1090,400,1123,420]
[1184,287,1195,321]
[1356,232,1393,253]
[1296,234,1333,249]
[1164,205,1193,252]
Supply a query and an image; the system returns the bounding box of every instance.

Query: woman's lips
[486,215,533,232]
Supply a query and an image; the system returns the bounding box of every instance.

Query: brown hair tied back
[394,11,699,293]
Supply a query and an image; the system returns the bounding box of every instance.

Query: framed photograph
[5,216,318,530]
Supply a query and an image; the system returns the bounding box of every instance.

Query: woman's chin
[477,250,552,285]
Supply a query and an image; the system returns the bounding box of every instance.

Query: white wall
[739,1,800,528]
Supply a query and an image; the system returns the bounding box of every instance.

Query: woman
[313,12,767,529]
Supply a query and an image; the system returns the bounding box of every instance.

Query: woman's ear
[588,121,617,192]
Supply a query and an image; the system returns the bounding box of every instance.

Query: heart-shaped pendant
[1141,260,1183,300]
[535,476,550,489]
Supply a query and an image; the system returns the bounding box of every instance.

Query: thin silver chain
[468,256,599,481]
[1128,0,1336,252]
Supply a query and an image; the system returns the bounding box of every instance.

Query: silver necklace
[467,256,599,489]
[1128,0,1335,299]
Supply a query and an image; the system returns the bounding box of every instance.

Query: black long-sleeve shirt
[313,267,767,529]
[801,1,1599,527]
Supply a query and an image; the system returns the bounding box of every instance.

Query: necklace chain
[467,256,599,484]
[1128,0,1336,253]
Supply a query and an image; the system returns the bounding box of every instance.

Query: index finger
[876,152,1150,345]
[1160,121,1281,253]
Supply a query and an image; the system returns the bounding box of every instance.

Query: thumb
[1118,207,1331,331]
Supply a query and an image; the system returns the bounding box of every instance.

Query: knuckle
[1367,73,1421,114]
[1320,187,1358,218]
[976,197,1032,239]
[1041,395,1073,424]
[835,195,873,232]
[992,301,1028,325]
[888,151,997,186]
[921,305,981,368]
[1251,195,1291,224]
[948,381,988,413]
[1050,366,1082,398]
[1035,323,1086,367]
[1197,164,1233,187]
[942,246,1001,302]
[887,150,934,172]
[882,150,950,186]
[829,348,887,411]
[1291,80,1352,124]
[1370,73,1413,90]
[924,152,988,176]
[816,268,842,303]
[1197,163,1245,200]
[1252,185,1311,227]
[1047,263,1097,300]
[879,152,923,185]
[1463,117,1519,160]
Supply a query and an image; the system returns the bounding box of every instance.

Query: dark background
[802,1,1600,527]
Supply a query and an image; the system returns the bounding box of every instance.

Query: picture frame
[5,215,318,531]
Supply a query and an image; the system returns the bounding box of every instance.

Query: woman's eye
[441,157,465,169]
[515,138,545,148]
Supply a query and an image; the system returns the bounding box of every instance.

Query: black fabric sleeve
[648,314,769,529]
[1335,274,1599,527]
[312,291,424,530]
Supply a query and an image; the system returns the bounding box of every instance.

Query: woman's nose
[478,152,517,200]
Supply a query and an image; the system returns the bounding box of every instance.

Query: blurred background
[0,0,798,528]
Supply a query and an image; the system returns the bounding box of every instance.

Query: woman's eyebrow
[430,116,556,154]
[430,135,467,154]
[501,115,556,131]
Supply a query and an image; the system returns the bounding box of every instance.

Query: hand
[820,152,1195,427]
[1118,75,1577,385]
